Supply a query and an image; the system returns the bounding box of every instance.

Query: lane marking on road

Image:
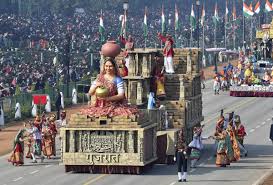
[208,156,213,161]
[13,177,23,182]
[262,122,266,125]
[29,170,39,174]
[190,169,196,173]
[249,129,255,133]
[45,165,52,168]
[252,165,273,185]
[82,174,107,185]
[202,98,257,125]
[256,125,261,129]
[169,181,176,185]
[267,118,271,121]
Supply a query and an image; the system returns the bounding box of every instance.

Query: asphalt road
[1,80,273,185]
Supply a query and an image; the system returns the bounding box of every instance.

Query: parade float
[60,42,203,174]
[229,20,273,97]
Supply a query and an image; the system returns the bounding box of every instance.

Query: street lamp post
[196,0,200,71]
[123,0,129,39]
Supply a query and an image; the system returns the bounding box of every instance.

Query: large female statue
[81,57,138,117]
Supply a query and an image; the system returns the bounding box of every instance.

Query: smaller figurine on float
[82,41,138,117]
[157,32,175,74]
[244,63,252,79]
[262,71,272,85]
[119,35,134,68]
[118,59,128,77]
[152,53,166,100]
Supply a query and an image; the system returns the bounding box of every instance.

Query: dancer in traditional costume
[226,124,240,162]
[212,114,229,167]
[48,116,57,156]
[188,125,208,168]
[42,120,54,158]
[214,112,225,156]
[81,57,138,117]
[8,129,26,166]
[234,115,248,157]
[174,129,188,182]
[25,121,33,159]
[25,116,44,163]
[213,128,229,167]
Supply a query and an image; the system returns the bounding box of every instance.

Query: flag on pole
[243,1,254,17]
[99,10,105,42]
[161,6,165,34]
[225,0,229,22]
[143,7,148,38]
[161,5,165,34]
[254,1,260,14]
[213,3,220,24]
[175,4,179,31]
[120,13,127,37]
[225,1,232,29]
[201,4,205,27]
[232,2,237,21]
[265,0,273,12]
[190,4,196,30]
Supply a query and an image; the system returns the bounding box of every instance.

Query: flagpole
[202,14,205,67]
[190,28,193,48]
[214,21,217,48]
[243,12,245,49]
[250,16,253,47]
[233,20,236,50]
[224,0,227,49]
[225,22,227,49]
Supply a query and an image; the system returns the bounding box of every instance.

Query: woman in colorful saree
[226,124,240,162]
[81,57,138,117]
[213,120,229,167]
[42,120,54,158]
[8,128,26,166]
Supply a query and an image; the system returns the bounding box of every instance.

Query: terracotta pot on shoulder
[101,41,121,58]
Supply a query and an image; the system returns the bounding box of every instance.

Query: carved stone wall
[61,122,158,166]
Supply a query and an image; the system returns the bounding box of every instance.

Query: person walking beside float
[174,129,188,182]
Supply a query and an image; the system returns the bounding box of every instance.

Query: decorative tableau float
[60,41,203,174]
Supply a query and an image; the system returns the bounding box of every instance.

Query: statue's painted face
[104,61,115,75]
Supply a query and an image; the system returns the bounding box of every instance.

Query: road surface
[1,80,273,185]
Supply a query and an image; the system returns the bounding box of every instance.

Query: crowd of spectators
[0,1,265,97]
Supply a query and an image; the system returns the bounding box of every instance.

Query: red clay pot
[101,41,121,58]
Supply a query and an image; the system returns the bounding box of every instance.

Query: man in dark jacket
[55,89,62,120]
